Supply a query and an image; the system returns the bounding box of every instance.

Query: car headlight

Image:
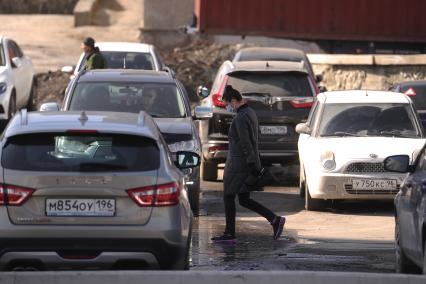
[320,151,336,171]
[0,82,7,94]
[168,139,200,153]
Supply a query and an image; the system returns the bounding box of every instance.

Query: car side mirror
[295,123,311,135]
[175,151,201,169]
[11,57,22,68]
[383,155,411,173]
[39,102,59,112]
[61,66,75,75]
[315,74,323,83]
[197,86,210,98]
[194,106,213,119]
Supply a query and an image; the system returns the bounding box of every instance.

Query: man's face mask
[226,104,235,113]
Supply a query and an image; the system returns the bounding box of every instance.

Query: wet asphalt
[190,181,395,272]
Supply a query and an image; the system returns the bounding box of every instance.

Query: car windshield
[400,85,426,110]
[318,103,421,138]
[79,51,155,71]
[69,82,186,118]
[2,133,160,172]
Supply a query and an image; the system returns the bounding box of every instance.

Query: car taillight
[127,182,180,207]
[212,93,226,108]
[211,75,228,108]
[289,97,314,109]
[0,184,34,206]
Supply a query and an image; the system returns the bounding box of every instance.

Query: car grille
[344,184,400,195]
[345,162,385,173]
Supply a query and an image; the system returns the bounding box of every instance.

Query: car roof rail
[137,111,146,127]
[20,108,28,126]
[162,66,176,78]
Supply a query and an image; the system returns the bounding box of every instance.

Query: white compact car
[296,90,426,211]
[62,42,164,78]
[0,36,34,121]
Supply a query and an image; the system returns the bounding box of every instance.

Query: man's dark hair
[83,37,95,48]
[222,85,242,102]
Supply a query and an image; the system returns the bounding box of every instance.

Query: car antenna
[266,61,270,68]
[79,111,88,123]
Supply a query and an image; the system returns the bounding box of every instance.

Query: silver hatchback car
[0,109,199,271]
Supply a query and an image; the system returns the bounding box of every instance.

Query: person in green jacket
[81,37,106,71]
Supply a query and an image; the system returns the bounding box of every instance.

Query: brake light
[212,93,226,108]
[0,184,34,206]
[208,145,225,153]
[289,97,314,109]
[127,182,180,207]
[211,75,228,108]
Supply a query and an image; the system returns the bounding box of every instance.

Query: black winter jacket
[223,103,261,195]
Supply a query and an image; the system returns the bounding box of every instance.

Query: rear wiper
[78,163,128,171]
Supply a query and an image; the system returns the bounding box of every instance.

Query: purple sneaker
[211,233,237,244]
[272,216,286,240]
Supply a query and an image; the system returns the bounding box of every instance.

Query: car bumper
[0,206,191,270]
[307,172,405,200]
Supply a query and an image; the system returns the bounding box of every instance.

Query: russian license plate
[46,199,115,216]
[352,179,397,190]
[260,125,287,135]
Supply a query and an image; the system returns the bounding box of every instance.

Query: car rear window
[400,85,426,110]
[2,133,160,172]
[227,72,313,98]
[0,43,5,66]
[78,52,155,71]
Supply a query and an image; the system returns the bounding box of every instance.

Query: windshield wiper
[379,130,417,138]
[78,163,128,171]
[322,132,364,137]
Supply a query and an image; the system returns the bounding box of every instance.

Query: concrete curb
[73,0,99,27]
[307,54,426,66]
[1,270,425,284]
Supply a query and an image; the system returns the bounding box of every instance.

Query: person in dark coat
[211,85,286,243]
[81,37,106,71]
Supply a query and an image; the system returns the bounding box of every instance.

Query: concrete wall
[73,0,99,27]
[140,0,194,49]
[309,54,426,91]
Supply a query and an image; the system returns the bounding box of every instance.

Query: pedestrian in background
[81,37,106,71]
[211,85,286,243]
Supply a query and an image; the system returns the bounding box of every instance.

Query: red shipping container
[195,0,426,43]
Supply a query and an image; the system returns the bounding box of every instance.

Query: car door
[13,41,33,107]
[7,40,29,107]
[398,148,426,260]
[298,100,321,172]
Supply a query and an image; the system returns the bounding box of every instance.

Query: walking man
[211,85,286,243]
[81,37,106,71]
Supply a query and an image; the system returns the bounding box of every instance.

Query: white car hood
[316,137,425,161]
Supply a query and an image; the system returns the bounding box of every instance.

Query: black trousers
[224,192,276,237]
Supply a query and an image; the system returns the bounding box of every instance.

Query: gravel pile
[160,40,244,101]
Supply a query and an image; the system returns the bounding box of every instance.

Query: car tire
[299,168,306,198]
[423,237,426,274]
[202,161,217,181]
[395,220,420,273]
[305,183,326,211]
[188,179,200,217]
[8,92,16,120]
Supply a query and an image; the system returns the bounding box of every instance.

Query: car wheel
[202,161,217,181]
[305,183,326,211]
[423,237,426,274]
[188,179,200,217]
[8,92,16,120]
[299,167,306,198]
[395,220,420,273]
